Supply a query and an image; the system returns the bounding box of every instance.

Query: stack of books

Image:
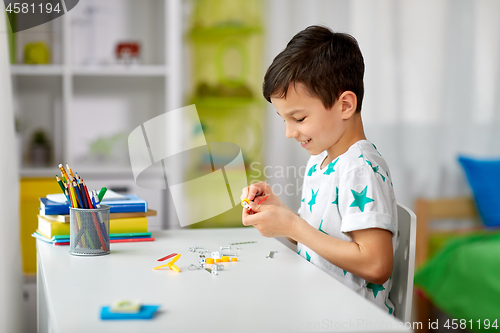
[32,192,157,245]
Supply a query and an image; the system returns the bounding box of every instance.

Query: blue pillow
[458,155,500,227]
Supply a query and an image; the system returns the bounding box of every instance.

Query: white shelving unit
[12,0,184,230]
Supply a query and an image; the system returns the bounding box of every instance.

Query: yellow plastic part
[231,257,237,262]
[221,256,229,262]
[169,253,181,264]
[153,263,169,270]
[215,259,222,263]
[241,198,250,208]
[169,264,181,273]
[206,258,214,264]
[153,253,182,270]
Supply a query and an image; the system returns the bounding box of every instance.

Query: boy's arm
[291,218,393,285]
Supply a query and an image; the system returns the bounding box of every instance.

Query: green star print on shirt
[318,220,328,235]
[323,158,338,175]
[307,164,317,176]
[349,186,374,212]
[332,187,339,205]
[367,283,385,298]
[308,189,319,212]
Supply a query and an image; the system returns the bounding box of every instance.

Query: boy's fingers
[248,200,270,213]
[241,186,250,201]
[242,212,257,226]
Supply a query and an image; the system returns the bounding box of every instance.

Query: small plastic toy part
[157,253,177,262]
[241,198,251,212]
[266,251,278,259]
[211,251,221,259]
[169,254,181,264]
[153,254,182,271]
[221,256,229,262]
[231,258,238,262]
[230,241,257,245]
[169,264,181,273]
[110,300,141,313]
[206,258,214,264]
[215,259,222,263]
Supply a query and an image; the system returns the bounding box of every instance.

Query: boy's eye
[296,117,305,123]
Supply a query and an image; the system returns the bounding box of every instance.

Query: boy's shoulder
[305,140,390,177]
[311,140,389,172]
[340,140,391,176]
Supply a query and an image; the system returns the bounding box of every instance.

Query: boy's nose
[285,125,298,139]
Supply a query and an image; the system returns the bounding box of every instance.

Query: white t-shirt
[297,140,398,315]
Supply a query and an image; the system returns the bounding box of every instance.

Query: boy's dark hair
[263,26,365,112]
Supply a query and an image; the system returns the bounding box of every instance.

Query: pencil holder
[69,205,110,256]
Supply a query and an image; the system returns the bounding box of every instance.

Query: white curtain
[264,0,500,211]
[0,9,25,333]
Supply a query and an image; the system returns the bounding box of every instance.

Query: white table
[37,228,411,333]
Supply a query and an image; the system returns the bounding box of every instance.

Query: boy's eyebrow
[276,109,304,118]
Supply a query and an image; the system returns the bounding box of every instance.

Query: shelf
[71,65,168,77]
[10,65,63,76]
[20,167,135,179]
[191,97,262,108]
[10,65,168,77]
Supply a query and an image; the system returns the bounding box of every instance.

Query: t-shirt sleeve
[338,164,396,235]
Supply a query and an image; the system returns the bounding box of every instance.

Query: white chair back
[389,204,417,323]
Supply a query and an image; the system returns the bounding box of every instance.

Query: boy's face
[271,83,346,156]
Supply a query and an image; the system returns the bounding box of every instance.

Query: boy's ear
[339,91,357,120]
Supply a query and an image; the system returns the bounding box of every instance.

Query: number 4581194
[5,2,61,14]
[444,319,498,330]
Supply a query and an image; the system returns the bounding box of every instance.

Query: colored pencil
[78,179,89,209]
[56,175,71,204]
[82,180,94,209]
[66,163,75,180]
[72,181,84,208]
[58,164,70,184]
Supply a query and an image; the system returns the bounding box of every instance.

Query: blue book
[39,195,148,215]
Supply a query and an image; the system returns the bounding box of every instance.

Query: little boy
[241,26,398,315]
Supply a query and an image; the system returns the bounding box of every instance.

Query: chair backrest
[389,203,417,323]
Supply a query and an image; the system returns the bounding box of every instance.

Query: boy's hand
[242,200,300,238]
[241,181,284,208]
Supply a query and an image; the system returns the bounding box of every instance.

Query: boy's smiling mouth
[300,139,311,147]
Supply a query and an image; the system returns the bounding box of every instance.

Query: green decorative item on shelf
[215,39,249,88]
[24,41,50,64]
[30,129,51,167]
[32,129,49,146]
[196,82,252,98]
[90,133,127,156]
[190,0,262,29]
[88,133,128,165]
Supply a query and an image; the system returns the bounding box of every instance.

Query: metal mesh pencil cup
[69,205,110,256]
